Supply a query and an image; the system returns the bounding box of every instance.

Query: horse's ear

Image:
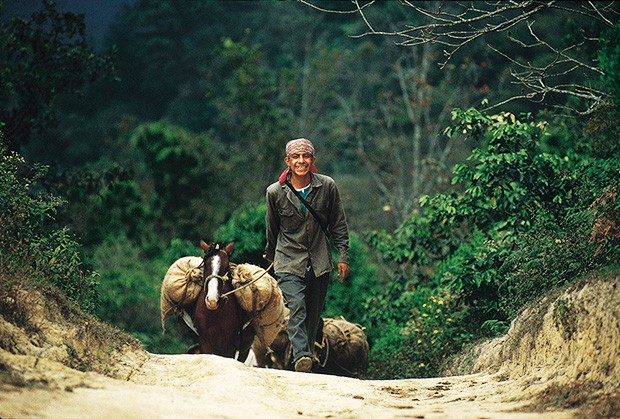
[200,240,209,253]
[224,241,235,256]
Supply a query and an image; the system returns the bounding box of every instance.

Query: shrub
[365,287,473,379]
[0,145,99,315]
[93,234,195,354]
[364,107,619,378]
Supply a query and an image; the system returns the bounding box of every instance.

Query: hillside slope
[446,271,620,416]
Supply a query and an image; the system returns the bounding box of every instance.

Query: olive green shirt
[265,173,350,278]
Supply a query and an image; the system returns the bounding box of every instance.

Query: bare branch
[301,0,618,112]
[296,0,372,14]
[353,0,375,32]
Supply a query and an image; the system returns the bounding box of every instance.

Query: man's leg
[277,273,312,364]
[304,271,329,357]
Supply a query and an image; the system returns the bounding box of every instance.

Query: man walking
[264,138,350,373]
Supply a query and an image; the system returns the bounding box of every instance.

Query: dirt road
[1,352,573,418]
[4,275,618,418]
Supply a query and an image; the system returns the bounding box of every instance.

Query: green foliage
[443,108,572,232]
[214,200,267,266]
[161,238,202,261]
[364,108,620,378]
[0,151,61,255]
[30,228,99,313]
[365,208,457,284]
[437,229,508,320]
[0,0,116,148]
[42,165,148,248]
[366,289,473,379]
[93,234,194,354]
[212,36,294,196]
[0,146,98,314]
[129,120,230,241]
[599,23,620,104]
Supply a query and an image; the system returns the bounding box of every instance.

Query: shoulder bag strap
[284,180,330,239]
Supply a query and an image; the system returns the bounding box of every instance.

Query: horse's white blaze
[205,253,221,310]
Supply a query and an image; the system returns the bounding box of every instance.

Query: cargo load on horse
[315,317,369,378]
[159,256,287,355]
[230,263,289,348]
[160,256,204,330]
[159,242,254,360]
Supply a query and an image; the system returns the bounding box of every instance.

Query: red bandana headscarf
[286,138,315,157]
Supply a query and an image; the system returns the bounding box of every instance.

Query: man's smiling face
[285,152,315,178]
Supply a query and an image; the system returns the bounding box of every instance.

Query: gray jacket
[265,172,350,278]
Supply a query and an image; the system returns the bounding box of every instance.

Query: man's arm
[328,181,350,279]
[264,188,280,262]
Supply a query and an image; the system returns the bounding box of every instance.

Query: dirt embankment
[446,272,620,417]
[0,273,618,418]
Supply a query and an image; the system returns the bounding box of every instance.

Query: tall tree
[0,0,115,149]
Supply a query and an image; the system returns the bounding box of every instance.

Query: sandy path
[0,352,575,418]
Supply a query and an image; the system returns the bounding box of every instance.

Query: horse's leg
[213,298,244,359]
[199,338,214,354]
[226,305,243,358]
[194,290,215,354]
[236,309,255,362]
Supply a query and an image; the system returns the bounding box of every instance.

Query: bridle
[199,241,275,303]
[201,243,232,307]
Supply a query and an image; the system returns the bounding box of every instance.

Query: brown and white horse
[190,240,253,360]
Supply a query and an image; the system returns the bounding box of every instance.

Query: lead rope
[219,262,274,299]
[316,334,330,368]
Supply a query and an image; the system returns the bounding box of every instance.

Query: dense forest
[1,0,618,379]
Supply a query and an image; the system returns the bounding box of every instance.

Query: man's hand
[337,262,350,283]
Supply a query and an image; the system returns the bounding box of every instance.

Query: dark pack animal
[251,316,368,377]
[185,241,254,360]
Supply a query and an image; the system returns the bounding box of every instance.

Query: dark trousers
[277,269,329,362]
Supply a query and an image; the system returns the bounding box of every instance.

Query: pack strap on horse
[219,262,274,300]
